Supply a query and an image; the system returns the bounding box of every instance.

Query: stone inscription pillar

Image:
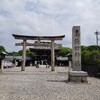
[72,26,81,71]
[68,26,88,82]
[51,40,55,71]
[21,39,26,71]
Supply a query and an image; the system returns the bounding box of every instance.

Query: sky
[0,0,100,52]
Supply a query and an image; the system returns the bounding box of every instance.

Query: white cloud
[0,0,100,51]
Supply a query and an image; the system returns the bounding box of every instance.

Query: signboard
[72,26,81,71]
[56,57,68,61]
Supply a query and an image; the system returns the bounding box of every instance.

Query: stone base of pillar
[21,67,25,71]
[68,71,88,83]
[21,69,25,71]
[0,69,3,73]
[51,69,55,71]
[36,64,39,68]
[51,67,55,71]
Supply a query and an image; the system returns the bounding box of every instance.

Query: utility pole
[94,30,100,46]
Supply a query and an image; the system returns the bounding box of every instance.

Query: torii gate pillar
[51,40,55,71]
[21,39,26,71]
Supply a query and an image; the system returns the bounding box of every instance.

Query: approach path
[0,66,100,100]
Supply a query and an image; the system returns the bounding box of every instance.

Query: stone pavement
[0,66,100,100]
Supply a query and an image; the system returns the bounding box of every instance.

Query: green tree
[17,50,22,55]
[7,51,18,56]
[0,45,6,52]
[81,45,100,66]
[26,49,35,56]
[81,45,87,51]
[57,46,72,56]
[17,49,35,57]
[86,45,100,51]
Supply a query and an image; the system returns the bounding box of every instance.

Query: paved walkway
[0,66,100,100]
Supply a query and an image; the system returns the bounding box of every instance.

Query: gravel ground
[0,66,100,100]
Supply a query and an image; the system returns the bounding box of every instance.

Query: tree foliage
[17,49,35,57]
[7,49,35,57]
[81,45,100,67]
[17,50,22,55]
[57,46,72,56]
[26,49,35,56]
[0,45,6,52]
[81,45,100,76]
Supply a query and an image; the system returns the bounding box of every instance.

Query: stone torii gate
[12,34,65,71]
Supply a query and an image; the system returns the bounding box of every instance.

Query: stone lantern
[67,53,72,73]
[67,53,72,61]
[0,52,6,72]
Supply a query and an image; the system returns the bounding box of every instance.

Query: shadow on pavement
[47,79,69,83]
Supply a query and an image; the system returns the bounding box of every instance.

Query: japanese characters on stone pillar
[72,26,81,71]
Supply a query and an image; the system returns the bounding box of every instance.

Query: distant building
[5,56,33,67]
[30,48,58,65]
[30,47,68,66]
[56,56,68,66]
